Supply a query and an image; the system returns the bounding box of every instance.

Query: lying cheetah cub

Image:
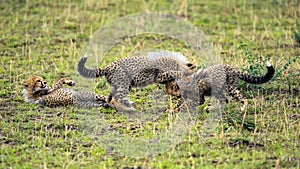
[22,75,108,108]
[166,61,275,112]
[77,50,196,112]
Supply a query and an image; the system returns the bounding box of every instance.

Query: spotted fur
[22,75,108,108]
[77,50,196,111]
[166,62,275,111]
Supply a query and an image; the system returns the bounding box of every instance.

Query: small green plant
[237,44,299,92]
[237,44,270,90]
[275,55,299,93]
[237,44,266,76]
[274,55,298,79]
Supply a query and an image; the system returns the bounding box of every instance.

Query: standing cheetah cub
[166,61,275,112]
[22,75,108,108]
[77,50,196,111]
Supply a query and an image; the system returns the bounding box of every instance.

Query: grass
[1,0,299,168]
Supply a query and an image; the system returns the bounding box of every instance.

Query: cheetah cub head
[22,75,48,103]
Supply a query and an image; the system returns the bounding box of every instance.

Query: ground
[0,0,299,168]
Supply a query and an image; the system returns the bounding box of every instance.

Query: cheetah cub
[166,61,275,112]
[22,75,108,108]
[77,50,196,112]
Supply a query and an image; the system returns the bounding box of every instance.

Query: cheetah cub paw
[61,78,76,86]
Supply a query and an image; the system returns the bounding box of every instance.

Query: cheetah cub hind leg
[109,98,136,112]
[108,83,136,112]
[121,98,135,107]
[228,87,248,112]
[95,94,108,102]
[74,100,110,109]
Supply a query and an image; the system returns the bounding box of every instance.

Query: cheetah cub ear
[22,80,29,88]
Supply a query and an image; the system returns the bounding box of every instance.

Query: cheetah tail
[77,56,105,78]
[238,61,275,84]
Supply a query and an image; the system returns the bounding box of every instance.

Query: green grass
[1,0,299,168]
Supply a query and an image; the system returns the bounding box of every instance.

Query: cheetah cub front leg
[60,78,76,86]
[47,78,76,93]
